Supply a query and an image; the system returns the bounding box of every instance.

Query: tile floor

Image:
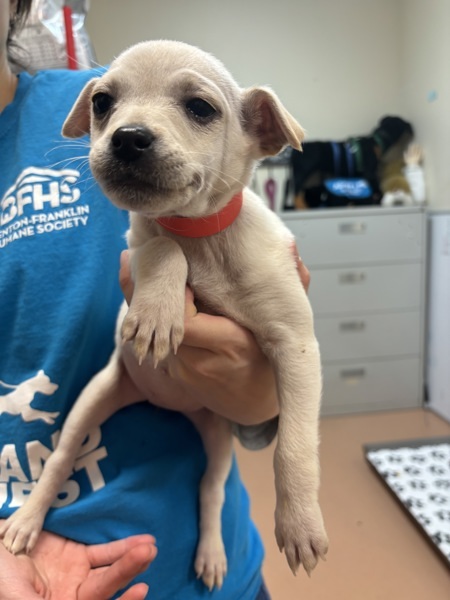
[236,408,450,600]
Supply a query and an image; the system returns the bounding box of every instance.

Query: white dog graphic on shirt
[0,371,59,424]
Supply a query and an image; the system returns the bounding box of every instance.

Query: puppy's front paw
[0,507,44,555]
[275,501,328,576]
[194,535,227,591]
[121,295,185,366]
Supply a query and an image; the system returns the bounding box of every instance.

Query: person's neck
[0,61,18,113]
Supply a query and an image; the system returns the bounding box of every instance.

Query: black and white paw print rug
[364,436,450,566]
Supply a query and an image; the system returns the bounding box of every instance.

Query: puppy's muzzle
[112,126,155,163]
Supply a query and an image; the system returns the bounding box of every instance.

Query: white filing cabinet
[282,206,426,416]
[427,211,450,422]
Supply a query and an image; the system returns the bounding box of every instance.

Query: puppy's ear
[241,87,305,157]
[62,79,98,138]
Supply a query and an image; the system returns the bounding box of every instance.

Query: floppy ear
[241,86,305,157]
[62,79,98,138]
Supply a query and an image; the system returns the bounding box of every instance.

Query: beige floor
[236,408,450,600]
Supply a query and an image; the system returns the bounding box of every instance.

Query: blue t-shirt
[0,69,264,599]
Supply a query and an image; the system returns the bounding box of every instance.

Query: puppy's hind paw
[275,503,328,576]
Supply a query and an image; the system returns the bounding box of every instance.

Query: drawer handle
[340,368,366,381]
[339,222,367,235]
[339,271,366,284]
[339,320,366,332]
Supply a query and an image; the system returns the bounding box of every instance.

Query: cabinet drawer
[321,357,422,415]
[315,311,421,362]
[309,263,421,315]
[284,211,424,267]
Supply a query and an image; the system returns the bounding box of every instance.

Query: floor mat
[364,436,450,566]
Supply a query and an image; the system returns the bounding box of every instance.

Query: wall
[400,0,450,208]
[86,0,449,208]
[86,0,403,138]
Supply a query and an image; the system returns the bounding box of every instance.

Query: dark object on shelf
[289,116,414,209]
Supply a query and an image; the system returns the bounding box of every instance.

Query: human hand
[119,242,309,425]
[0,525,156,600]
[292,243,310,293]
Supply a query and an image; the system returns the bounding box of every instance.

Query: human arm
[0,526,156,600]
[119,244,310,426]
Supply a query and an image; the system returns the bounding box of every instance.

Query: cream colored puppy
[0,40,328,589]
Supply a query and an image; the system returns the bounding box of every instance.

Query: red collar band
[156,191,243,238]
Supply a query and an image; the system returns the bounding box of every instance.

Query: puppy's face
[63,41,304,218]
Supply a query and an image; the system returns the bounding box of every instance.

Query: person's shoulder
[32,66,107,94]
[34,67,107,87]
[21,67,108,117]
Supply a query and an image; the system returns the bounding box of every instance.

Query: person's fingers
[116,583,149,600]
[182,310,253,352]
[182,284,252,352]
[184,286,197,319]
[119,250,134,305]
[290,240,310,292]
[297,255,310,292]
[86,535,156,568]
[81,542,156,600]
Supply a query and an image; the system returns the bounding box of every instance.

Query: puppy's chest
[182,242,240,313]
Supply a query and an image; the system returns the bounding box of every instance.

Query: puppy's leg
[261,322,328,575]
[185,409,233,591]
[0,352,143,555]
[271,339,328,575]
[122,237,188,366]
[227,277,328,575]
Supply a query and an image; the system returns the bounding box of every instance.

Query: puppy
[0,41,328,589]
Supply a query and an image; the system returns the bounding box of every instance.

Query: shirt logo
[0,370,60,424]
[0,371,109,509]
[0,166,90,249]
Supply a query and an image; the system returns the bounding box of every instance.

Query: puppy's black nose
[111,126,155,162]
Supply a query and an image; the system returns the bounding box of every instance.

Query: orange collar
[156,192,243,238]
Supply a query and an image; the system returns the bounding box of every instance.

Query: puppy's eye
[92,92,113,116]
[186,98,217,121]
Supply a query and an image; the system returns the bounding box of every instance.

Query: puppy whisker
[46,139,91,152]
[204,166,248,190]
[45,156,90,170]
[79,176,101,195]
